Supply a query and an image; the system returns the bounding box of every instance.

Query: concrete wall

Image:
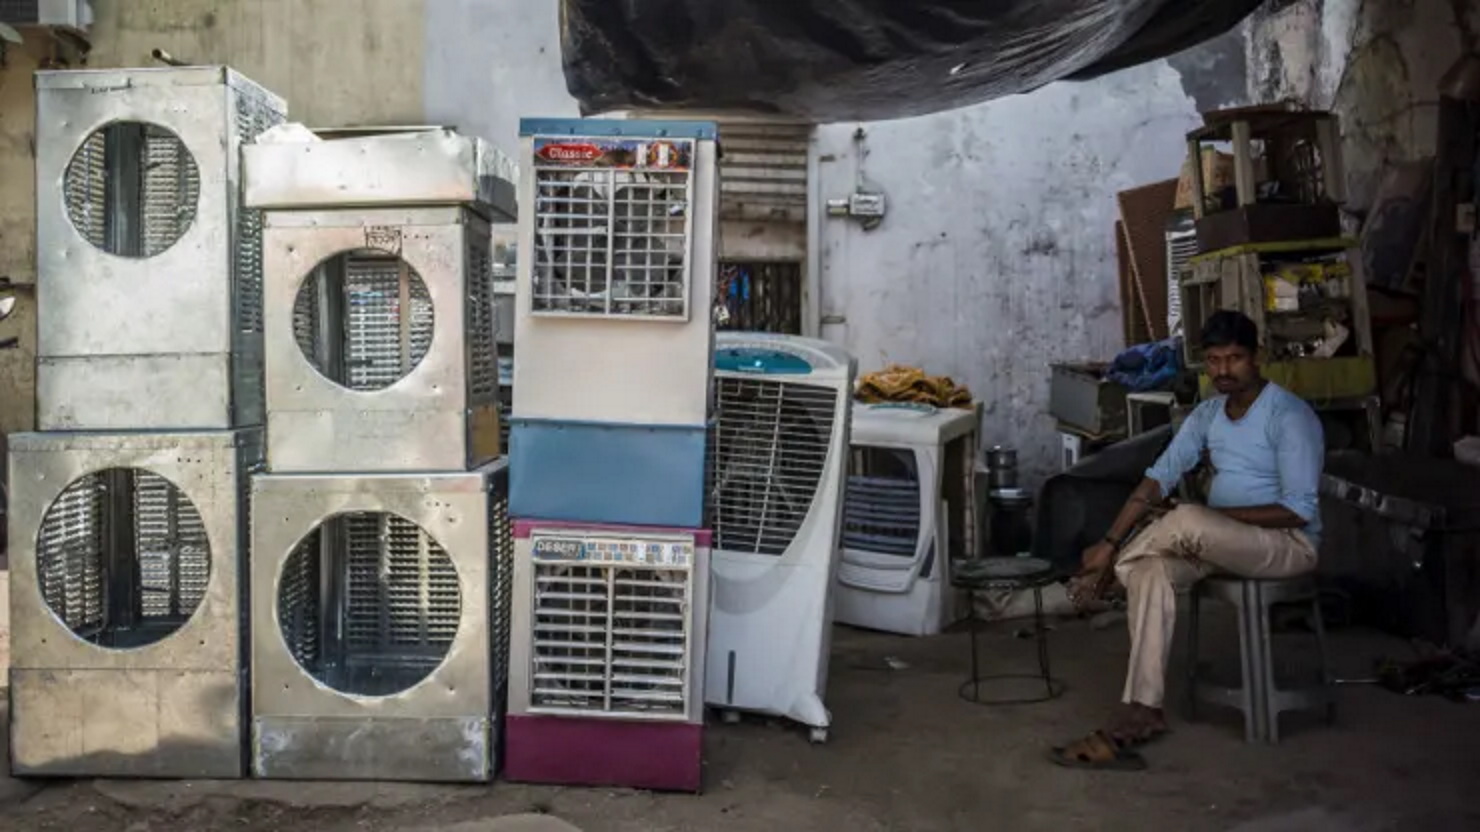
[814,46,1250,485]
[1246,0,1480,212]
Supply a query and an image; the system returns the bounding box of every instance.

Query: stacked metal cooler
[241,127,518,782]
[8,66,285,778]
[503,119,720,793]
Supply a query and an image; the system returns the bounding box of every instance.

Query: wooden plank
[1230,120,1258,207]
[1116,179,1178,342]
[1187,139,1207,220]
[1190,236,1358,262]
[1117,221,1154,346]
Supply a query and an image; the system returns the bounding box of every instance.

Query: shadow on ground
[1,609,1477,831]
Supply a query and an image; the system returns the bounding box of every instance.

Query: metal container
[984,445,1018,490]
[261,206,501,472]
[6,428,261,778]
[1318,452,1480,649]
[243,127,517,221]
[512,119,719,428]
[34,67,286,430]
[249,461,511,782]
[1048,363,1129,437]
[505,520,711,792]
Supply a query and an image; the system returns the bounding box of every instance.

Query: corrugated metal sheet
[715,120,810,224]
[630,113,810,224]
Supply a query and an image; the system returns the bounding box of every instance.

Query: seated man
[1052,310,1324,770]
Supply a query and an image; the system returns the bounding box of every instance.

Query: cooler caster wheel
[720,709,741,725]
[808,727,829,744]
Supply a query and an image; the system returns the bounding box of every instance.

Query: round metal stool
[952,557,1065,705]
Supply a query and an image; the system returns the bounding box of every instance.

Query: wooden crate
[1179,240,1373,369]
[1185,104,1346,250]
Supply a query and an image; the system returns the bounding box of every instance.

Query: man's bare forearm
[1103,478,1166,545]
[1217,504,1306,529]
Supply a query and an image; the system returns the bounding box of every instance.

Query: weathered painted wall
[1246,0,1480,212]
[87,0,428,126]
[814,57,1243,486]
[0,35,47,438]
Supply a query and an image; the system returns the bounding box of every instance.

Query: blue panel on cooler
[509,418,708,528]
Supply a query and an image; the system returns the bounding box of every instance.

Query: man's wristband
[1102,534,1123,551]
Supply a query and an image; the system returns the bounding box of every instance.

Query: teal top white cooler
[704,332,857,743]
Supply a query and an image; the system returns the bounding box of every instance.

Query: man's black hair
[1200,310,1259,353]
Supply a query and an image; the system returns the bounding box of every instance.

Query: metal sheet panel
[243,129,517,220]
[251,716,491,782]
[249,462,510,782]
[508,419,708,528]
[715,120,810,224]
[7,429,257,672]
[262,207,499,472]
[34,67,285,429]
[10,668,244,778]
[37,352,234,430]
[5,429,259,778]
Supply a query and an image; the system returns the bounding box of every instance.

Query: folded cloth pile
[856,365,973,408]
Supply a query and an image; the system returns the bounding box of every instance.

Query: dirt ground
[1,609,1477,832]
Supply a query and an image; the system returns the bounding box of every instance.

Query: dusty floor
[1,608,1477,832]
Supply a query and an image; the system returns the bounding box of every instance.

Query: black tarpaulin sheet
[560,0,1260,122]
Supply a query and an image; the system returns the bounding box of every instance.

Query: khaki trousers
[1113,504,1317,708]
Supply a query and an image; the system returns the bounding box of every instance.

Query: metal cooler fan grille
[342,514,460,658]
[843,447,922,557]
[346,258,434,391]
[62,124,200,258]
[36,469,212,647]
[141,130,201,256]
[292,253,435,392]
[277,527,322,669]
[489,485,513,693]
[36,475,107,637]
[712,377,838,555]
[467,231,500,403]
[232,83,285,335]
[64,131,108,248]
[277,512,463,697]
[134,472,211,618]
[530,562,691,718]
[531,162,691,318]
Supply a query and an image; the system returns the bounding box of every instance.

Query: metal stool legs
[958,584,1063,705]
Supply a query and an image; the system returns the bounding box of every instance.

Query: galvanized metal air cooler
[249,460,512,782]
[505,520,711,792]
[509,119,719,528]
[6,429,262,777]
[244,129,518,472]
[34,67,286,430]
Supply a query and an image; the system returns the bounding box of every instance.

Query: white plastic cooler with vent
[834,402,980,637]
[706,332,857,742]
